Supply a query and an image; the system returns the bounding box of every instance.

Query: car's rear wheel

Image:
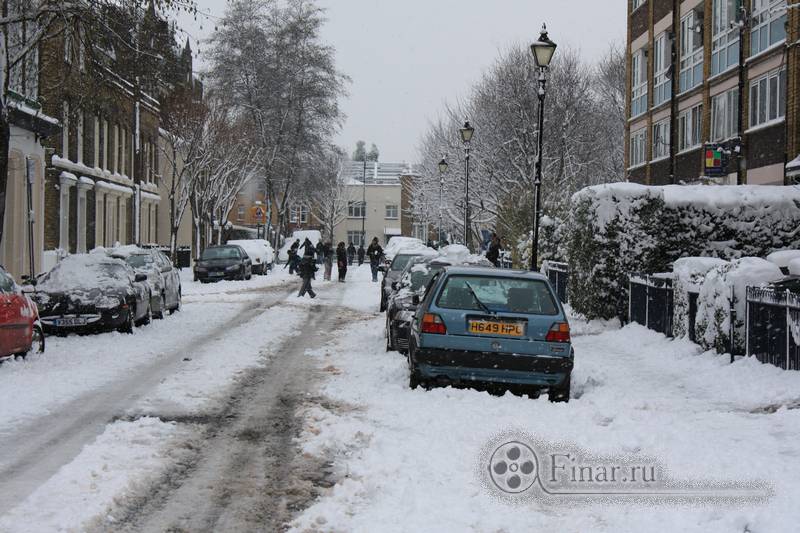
[138,301,152,326]
[170,289,181,314]
[409,365,422,389]
[548,372,571,403]
[119,308,134,334]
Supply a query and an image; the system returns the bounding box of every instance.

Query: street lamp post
[437,157,448,246]
[529,24,557,271]
[459,120,475,250]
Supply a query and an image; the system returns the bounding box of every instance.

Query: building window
[679,10,704,93]
[677,104,703,152]
[632,0,645,10]
[629,128,646,168]
[749,68,786,128]
[348,201,365,218]
[751,0,787,56]
[385,204,398,219]
[652,119,670,161]
[712,0,741,76]
[112,124,118,173]
[237,205,245,221]
[711,88,739,141]
[653,33,671,107]
[290,205,308,223]
[630,50,647,117]
[347,230,364,247]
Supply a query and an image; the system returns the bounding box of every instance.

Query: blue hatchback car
[408,266,573,401]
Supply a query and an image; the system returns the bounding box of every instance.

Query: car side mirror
[412,295,420,305]
[161,265,172,273]
[134,273,148,282]
[21,275,37,287]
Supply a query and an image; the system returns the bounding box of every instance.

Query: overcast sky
[178,0,627,163]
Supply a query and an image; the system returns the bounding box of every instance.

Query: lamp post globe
[530,24,557,68]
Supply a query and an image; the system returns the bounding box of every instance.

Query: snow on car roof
[38,254,132,293]
[441,265,549,280]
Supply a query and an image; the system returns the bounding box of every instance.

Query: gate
[628,274,674,338]
[746,287,800,370]
[543,261,569,304]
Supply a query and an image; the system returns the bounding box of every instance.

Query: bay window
[653,33,671,107]
[749,68,786,128]
[631,50,647,117]
[751,0,786,56]
[680,11,704,93]
[711,0,741,76]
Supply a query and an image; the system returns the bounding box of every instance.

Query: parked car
[386,257,452,353]
[380,251,436,312]
[111,247,181,318]
[194,245,252,282]
[228,239,274,275]
[407,267,573,401]
[29,254,152,334]
[0,266,44,359]
[382,237,426,264]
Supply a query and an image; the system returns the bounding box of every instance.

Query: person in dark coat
[347,242,356,265]
[315,241,324,264]
[297,255,318,298]
[357,244,366,265]
[336,242,348,282]
[486,233,502,267]
[366,237,384,282]
[322,241,334,280]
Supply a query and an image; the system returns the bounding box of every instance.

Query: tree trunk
[0,109,10,249]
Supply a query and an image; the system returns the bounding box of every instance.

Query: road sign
[704,145,727,177]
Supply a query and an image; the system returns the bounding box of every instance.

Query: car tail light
[545,322,570,343]
[421,313,447,335]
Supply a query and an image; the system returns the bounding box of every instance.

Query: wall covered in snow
[560,184,800,320]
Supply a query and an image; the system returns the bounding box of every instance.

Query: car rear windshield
[436,275,558,315]
[125,255,154,268]
[201,247,241,260]
[408,264,445,291]
[391,254,418,271]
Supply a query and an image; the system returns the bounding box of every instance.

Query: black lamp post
[437,157,448,245]
[459,120,475,250]
[529,24,557,271]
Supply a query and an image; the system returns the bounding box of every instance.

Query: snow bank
[766,249,800,273]
[438,244,489,266]
[695,258,782,354]
[788,258,800,276]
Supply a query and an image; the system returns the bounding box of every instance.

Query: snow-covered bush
[672,257,729,338]
[695,258,782,354]
[766,249,800,274]
[563,184,800,320]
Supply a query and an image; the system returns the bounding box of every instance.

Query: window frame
[652,119,671,161]
[677,104,703,153]
[750,0,787,57]
[631,49,648,118]
[679,11,704,93]
[652,33,672,108]
[749,68,786,129]
[385,204,398,219]
[711,0,741,76]
[347,201,366,219]
[711,87,739,141]
[629,127,647,168]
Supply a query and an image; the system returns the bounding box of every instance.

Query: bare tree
[308,145,348,243]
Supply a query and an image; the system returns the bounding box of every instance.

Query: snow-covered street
[2,264,800,532]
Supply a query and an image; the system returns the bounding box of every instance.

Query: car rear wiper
[465,282,494,315]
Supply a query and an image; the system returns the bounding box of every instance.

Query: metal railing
[628,274,674,338]
[746,287,800,370]
[542,261,569,303]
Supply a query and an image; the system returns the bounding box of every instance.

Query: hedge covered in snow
[672,257,728,339]
[559,184,800,320]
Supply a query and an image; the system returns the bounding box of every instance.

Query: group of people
[289,236,386,298]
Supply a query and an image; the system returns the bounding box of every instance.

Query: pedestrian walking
[486,233,502,267]
[315,241,324,264]
[323,241,334,281]
[357,244,365,266]
[297,255,318,298]
[367,237,384,282]
[347,242,356,266]
[336,242,348,282]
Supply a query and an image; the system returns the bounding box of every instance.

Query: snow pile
[766,249,800,273]
[695,258,782,354]
[563,183,800,320]
[437,244,491,266]
[672,257,729,338]
[37,254,132,300]
[383,236,427,259]
[788,258,800,276]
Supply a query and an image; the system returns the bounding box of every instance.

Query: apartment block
[625,0,799,185]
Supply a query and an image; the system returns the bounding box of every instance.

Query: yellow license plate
[468,320,524,337]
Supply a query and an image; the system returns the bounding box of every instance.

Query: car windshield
[391,254,419,272]
[408,264,445,291]
[202,247,240,260]
[436,275,558,315]
[125,255,154,268]
[39,258,129,291]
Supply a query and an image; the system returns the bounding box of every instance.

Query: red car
[0,266,44,359]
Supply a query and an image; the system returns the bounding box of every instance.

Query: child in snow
[298,255,318,298]
[336,242,348,282]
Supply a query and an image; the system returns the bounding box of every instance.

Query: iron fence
[543,261,569,304]
[628,274,674,338]
[746,287,800,370]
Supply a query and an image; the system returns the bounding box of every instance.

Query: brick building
[624,0,799,185]
[33,5,198,271]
